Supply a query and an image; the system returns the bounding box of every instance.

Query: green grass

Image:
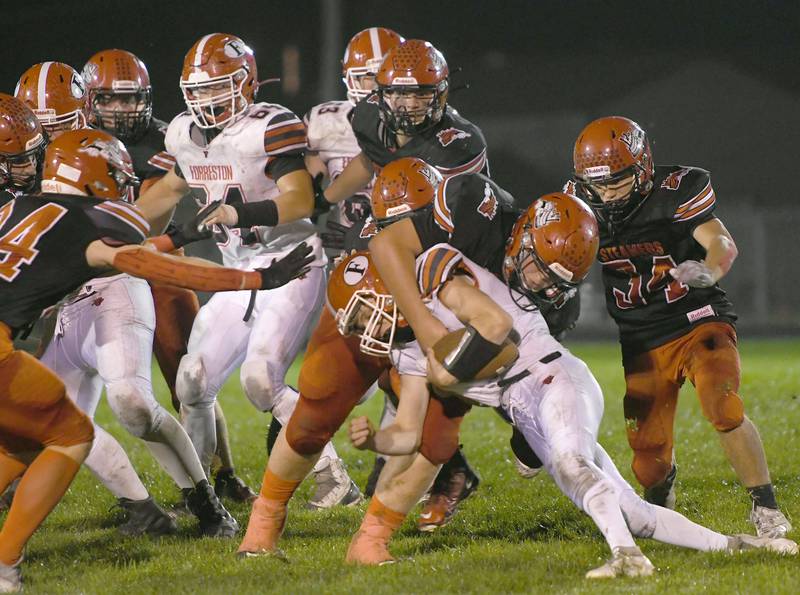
[9,339,800,593]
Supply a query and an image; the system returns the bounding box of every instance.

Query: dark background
[4,0,799,331]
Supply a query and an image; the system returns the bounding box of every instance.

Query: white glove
[669,260,715,288]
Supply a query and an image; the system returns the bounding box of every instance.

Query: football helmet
[375,39,449,135]
[327,251,398,357]
[503,192,599,309]
[0,93,48,192]
[342,27,404,105]
[180,33,257,129]
[14,62,88,137]
[41,128,139,201]
[83,49,153,142]
[572,116,654,230]
[371,157,442,228]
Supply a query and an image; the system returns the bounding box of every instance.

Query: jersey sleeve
[390,341,427,378]
[415,243,469,298]
[87,201,150,246]
[670,168,716,232]
[263,108,308,180]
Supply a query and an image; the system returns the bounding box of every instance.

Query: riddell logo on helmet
[584,165,611,178]
[391,77,419,85]
[385,204,412,217]
[436,127,471,147]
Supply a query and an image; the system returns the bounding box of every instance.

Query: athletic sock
[260,468,301,503]
[360,496,406,537]
[747,484,778,509]
[0,449,81,565]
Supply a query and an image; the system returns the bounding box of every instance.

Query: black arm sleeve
[265,154,306,181]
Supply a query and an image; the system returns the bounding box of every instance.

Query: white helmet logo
[533,199,561,229]
[71,74,86,99]
[343,255,370,285]
[224,40,247,58]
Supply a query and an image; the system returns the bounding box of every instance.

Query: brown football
[432,328,519,380]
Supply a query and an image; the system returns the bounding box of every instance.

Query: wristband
[441,325,504,382]
[233,199,278,228]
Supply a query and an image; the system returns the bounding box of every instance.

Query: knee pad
[631,448,673,489]
[106,380,160,438]
[240,360,281,412]
[285,393,348,456]
[176,354,209,407]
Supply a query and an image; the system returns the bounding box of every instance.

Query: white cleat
[308,457,364,510]
[729,533,798,555]
[750,505,792,538]
[0,558,22,593]
[585,546,655,579]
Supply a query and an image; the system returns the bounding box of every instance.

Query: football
[432,328,519,380]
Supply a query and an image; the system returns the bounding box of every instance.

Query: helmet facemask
[90,87,153,142]
[0,132,47,192]
[344,59,382,105]
[180,67,250,129]
[335,289,398,357]
[377,82,448,136]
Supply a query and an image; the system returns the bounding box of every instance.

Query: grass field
[10,339,800,594]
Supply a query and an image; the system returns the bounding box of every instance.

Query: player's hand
[669,260,715,288]
[257,242,315,290]
[320,218,372,252]
[349,415,376,450]
[426,347,459,389]
[200,201,238,227]
[166,200,221,248]
[312,173,332,217]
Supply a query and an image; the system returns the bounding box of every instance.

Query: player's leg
[364,371,399,497]
[241,269,360,509]
[622,346,681,504]
[238,308,387,557]
[0,335,94,589]
[684,322,789,537]
[177,290,252,474]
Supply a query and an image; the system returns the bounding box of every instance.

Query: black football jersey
[568,165,736,353]
[350,98,489,176]
[0,194,149,330]
[125,118,175,195]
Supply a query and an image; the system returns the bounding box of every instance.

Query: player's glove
[320,218,372,252]
[256,241,315,290]
[312,173,333,218]
[669,260,715,288]
[166,200,222,248]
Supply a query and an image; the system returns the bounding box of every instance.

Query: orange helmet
[504,192,599,309]
[572,116,654,230]
[180,33,258,129]
[342,27,404,105]
[327,251,398,356]
[41,129,139,201]
[375,39,449,135]
[14,62,88,137]
[82,49,153,142]
[371,157,442,228]
[0,93,48,192]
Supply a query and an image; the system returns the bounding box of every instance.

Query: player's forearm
[372,425,422,456]
[135,182,184,228]
[703,234,738,282]
[322,152,373,203]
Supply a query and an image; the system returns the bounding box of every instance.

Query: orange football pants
[149,283,200,411]
[622,321,744,488]
[0,322,94,455]
[287,307,467,464]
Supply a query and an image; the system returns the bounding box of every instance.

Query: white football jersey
[166,102,323,269]
[390,244,561,407]
[304,100,374,226]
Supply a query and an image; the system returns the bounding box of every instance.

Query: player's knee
[106,380,158,438]
[240,360,281,411]
[553,453,599,503]
[619,490,656,538]
[631,449,673,488]
[284,394,341,456]
[176,354,209,407]
[704,391,744,432]
[419,432,459,465]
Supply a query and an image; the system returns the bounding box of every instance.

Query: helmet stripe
[368,27,383,61]
[193,34,215,66]
[38,61,53,109]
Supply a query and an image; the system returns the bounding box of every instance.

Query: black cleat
[117,496,178,537]
[215,469,258,503]
[185,479,240,538]
[644,464,677,509]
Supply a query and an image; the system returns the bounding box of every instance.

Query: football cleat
[237,496,288,559]
[185,479,239,538]
[728,533,798,555]
[643,464,677,509]
[514,456,542,479]
[215,469,258,503]
[117,496,178,537]
[345,530,396,566]
[417,466,479,532]
[585,546,655,579]
[750,505,792,539]
[364,456,387,498]
[307,457,364,510]
[0,557,21,593]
